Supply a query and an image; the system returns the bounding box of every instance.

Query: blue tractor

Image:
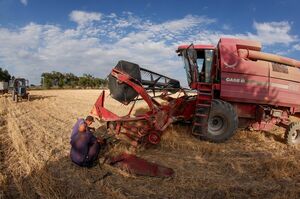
[9,78,30,102]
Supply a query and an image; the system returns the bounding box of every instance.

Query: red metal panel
[218,38,262,73]
[269,77,300,107]
[220,72,300,109]
[225,59,270,76]
[218,38,300,111]
[219,38,262,51]
[270,65,300,83]
[220,72,269,104]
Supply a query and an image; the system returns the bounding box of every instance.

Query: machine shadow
[28,95,56,101]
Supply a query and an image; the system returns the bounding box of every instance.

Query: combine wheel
[202,100,238,143]
[285,122,300,145]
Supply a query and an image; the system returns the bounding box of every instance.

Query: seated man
[70,116,102,167]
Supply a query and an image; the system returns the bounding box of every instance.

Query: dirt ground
[0,89,299,199]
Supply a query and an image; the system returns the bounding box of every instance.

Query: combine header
[92,38,300,146]
[92,60,195,146]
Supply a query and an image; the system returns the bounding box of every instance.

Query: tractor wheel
[201,99,238,143]
[285,122,300,145]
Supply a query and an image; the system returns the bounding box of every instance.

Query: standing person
[70,116,102,167]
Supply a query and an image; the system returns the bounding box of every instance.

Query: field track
[0,90,299,198]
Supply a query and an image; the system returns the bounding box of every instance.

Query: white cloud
[69,10,101,26]
[252,21,297,45]
[149,15,215,33]
[293,44,300,50]
[222,24,231,30]
[186,21,298,48]
[20,0,27,6]
[0,11,299,86]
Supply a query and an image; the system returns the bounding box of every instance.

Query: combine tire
[285,122,300,145]
[201,99,238,143]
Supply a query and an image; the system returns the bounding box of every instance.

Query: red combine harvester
[92,38,300,146]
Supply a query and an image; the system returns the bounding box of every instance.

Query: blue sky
[0,0,300,85]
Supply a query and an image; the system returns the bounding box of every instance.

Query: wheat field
[0,90,299,199]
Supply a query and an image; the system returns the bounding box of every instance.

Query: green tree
[94,77,107,88]
[41,72,53,89]
[58,78,64,88]
[51,71,64,87]
[64,73,79,88]
[0,67,11,81]
[41,71,107,89]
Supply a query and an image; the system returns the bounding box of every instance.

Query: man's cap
[86,115,95,122]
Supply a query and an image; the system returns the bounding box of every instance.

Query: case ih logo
[225,77,246,83]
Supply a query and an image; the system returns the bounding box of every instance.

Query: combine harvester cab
[92,60,196,147]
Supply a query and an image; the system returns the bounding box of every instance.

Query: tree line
[41,71,107,89]
[0,67,11,81]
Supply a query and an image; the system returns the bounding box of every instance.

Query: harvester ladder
[192,83,213,136]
